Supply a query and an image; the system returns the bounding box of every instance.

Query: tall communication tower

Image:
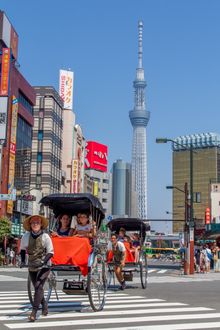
[129,21,150,219]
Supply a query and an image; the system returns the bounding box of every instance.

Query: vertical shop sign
[0,48,10,96]
[7,96,18,214]
[72,159,78,193]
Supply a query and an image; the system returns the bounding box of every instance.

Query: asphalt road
[0,267,219,329]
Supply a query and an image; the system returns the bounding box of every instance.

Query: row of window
[18,91,33,115]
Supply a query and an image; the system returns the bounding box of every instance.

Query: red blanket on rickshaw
[107,241,135,263]
[51,236,92,276]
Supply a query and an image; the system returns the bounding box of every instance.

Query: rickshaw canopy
[40,193,105,229]
[107,217,150,242]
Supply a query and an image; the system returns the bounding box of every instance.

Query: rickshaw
[27,193,107,312]
[107,218,150,289]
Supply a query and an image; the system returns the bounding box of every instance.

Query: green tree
[0,217,12,242]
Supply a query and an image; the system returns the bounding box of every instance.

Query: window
[194,192,201,203]
[38,130,43,140]
[37,152,43,162]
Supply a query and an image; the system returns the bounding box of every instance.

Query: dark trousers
[29,268,50,311]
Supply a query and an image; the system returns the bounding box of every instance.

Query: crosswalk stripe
[157,269,167,274]
[148,269,157,273]
[89,323,220,330]
[5,312,220,329]
[0,301,186,311]
[0,307,213,321]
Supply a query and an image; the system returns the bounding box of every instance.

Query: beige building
[30,86,63,196]
[172,133,220,233]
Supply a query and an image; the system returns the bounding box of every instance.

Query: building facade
[129,21,150,219]
[30,86,63,195]
[111,159,132,217]
[0,11,36,219]
[172,133,220,233]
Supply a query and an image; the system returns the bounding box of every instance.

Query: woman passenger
[50,214,71,237]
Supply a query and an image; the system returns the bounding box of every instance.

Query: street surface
[0,266,219,329]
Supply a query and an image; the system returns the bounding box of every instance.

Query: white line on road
[0,307,213,321]
[157,269,168,274]
[5,312,220,328]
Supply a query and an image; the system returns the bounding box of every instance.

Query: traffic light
[205,207,211,224]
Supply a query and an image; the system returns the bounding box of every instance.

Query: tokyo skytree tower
[129,21,150,219]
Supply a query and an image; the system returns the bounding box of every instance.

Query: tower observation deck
[129,20,150,219]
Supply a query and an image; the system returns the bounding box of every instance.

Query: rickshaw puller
[20,215,54,322]
[107,233,126,290]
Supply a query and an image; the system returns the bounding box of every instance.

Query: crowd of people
[194,242,220,273]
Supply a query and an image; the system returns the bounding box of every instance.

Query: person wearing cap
[20,215,54,322]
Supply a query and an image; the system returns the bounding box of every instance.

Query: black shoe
[29,310,37,322]
[120,280,126,290]
[42,302,48,316]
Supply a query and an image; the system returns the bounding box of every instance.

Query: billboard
[59,70,74,110]
[85,141,108,172]
[0,12,18,60]
[0,97,8,141]
[7,96,18,214]
[0,48,10,96]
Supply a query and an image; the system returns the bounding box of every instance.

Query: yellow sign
[93,181,99,197]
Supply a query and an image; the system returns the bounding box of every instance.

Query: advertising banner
[59,70,74,110]
[0,48,10,96]
[7,97,18,214]
[85,141,108,172]
[0,12,18,60]
[0,97,8,141]
[72,159,78,193]
[10,25,18,60]
[93,181,99,197]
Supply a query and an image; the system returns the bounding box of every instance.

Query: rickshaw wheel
[27,271,55,306]
[139,251,147,289]
[87,253,107,311]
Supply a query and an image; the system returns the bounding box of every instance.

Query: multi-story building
[111,159,132,217]
[129,21,150,219]
[72,125,86,193]
[172,132,220,233]
[30,86,63,195]
[0,11,36,219]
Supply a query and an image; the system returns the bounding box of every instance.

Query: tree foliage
[0,217,12,242]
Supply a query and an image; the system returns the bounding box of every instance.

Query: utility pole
[184,182,189,275]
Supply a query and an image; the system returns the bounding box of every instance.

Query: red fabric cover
[51,236,92,276]
[107,241,135,263]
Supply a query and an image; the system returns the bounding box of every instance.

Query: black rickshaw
[27,193,107,312]
[107,217,150,289]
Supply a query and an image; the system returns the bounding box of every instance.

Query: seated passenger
[71,212,96,239]
[131,233,140,262]
[50,214,71,237]
[118,227,126,242]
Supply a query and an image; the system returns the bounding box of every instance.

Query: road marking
[0,276,26,282]
[95,323,220,330]
[157,269,168,274]
[5,312,220,328]
[148,269,157,273]
[0,307,212,321]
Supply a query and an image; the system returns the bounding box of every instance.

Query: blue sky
[2,1,220,232]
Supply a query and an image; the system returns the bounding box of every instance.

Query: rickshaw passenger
[131,233,141,263]
[118,227,126,242]
[71,212,96,238]
[107,233,126,290]
[20,215,54,322]
[50,214,71,237]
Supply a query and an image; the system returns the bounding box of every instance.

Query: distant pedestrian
[9,249,15,265]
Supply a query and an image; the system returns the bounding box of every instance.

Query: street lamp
[156,137,195,275]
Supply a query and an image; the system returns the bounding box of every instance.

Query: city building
[85,141,111,215]
[111,159,132,217]
[0,11,36,221]
[30,86,63,196]
[59,69,75,193]
[129,21,150,219]
[172,132,220,233]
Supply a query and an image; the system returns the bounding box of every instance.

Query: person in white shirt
[70,213,96,239]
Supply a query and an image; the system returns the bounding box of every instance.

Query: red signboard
[205,207,211,225]
[0,48,10,96]
[85,141,108,172]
